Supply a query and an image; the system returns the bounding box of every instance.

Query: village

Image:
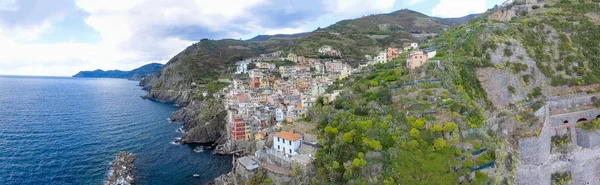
[210,41,438,183]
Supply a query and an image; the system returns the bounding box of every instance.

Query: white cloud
[325,0,396,17]
[409,0,425,5]
[0,0,399,76]
[431,0,487,18]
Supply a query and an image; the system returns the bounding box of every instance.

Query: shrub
[508,86,516,94]
[504,48,513,57]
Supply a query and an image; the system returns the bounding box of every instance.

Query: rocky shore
[106,152,136,185]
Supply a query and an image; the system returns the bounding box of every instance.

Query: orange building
[387,47,400,61]
[406,51,428,69]
[231,117,248,141]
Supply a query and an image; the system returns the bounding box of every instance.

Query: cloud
[408,0,425,5]
[431,0,487,18]
[0,0,398,76]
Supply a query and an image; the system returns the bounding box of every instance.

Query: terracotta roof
[274,130,303,141]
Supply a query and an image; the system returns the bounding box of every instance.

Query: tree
[431,125,444,133]
[343,131,354,143]
[247,62,256,70]
[444,122,458,132]
[433,138,449,150]
[410,128,421,139]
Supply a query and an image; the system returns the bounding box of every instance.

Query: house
[411,42,419,49]
[287,53,299,63]
[375,52,387,64]
[387,47,401,61]
[326,61,344,73]
[318,45,333,54]
[330,49,341,57]
[406,51,428,70]
[249,77,261,89]
[235,60,251,74]
[231,117,250,141]
[275,107,286,124]
[310,85,326,96]
[339,64,352,80]
[422,47,437,59]
[273,130,303,155]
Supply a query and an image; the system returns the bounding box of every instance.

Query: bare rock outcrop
[106,152,135,185]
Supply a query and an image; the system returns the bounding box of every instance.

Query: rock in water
[106,152,136,185]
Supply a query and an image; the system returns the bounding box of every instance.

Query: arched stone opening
[596,115,600,119]
[577,118,588,123]
[564,121,570,129]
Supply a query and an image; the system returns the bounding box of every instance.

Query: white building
[340,64,352,80]
[275,108,286,124]
[287,53,298,63]
[273,130,303,155]
[318,45,333,54]
[235,60,251,74]
[423,47,437,59]
[411,42,419,49]
[375,52,387,64]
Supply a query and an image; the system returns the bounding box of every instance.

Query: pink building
[406,51,428,69]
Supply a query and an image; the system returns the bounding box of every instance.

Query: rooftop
[274,130,303,141]
[238,156,260,171]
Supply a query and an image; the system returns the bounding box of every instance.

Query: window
[277,137,280,142]
[282,139,286,143]
[289,149,292,154]
[289,140,292,145]
[278,145,280,150]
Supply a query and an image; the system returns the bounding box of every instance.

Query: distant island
[73,63,162,81]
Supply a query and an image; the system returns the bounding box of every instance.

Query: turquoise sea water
[0,76,231,185]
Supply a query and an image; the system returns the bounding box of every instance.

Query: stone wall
[575,128,600,149]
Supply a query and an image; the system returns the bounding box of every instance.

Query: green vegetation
[508,86,516,95]
[551,172,571,185]
[310,57,492,184]
[246,168,273,185]
[577,119,600,131]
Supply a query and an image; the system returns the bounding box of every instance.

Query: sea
[0,76,232,185]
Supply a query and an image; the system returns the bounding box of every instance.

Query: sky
[0,0,505,76]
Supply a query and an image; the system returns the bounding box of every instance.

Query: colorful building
[231,117,250,141]
[406,51,429,70]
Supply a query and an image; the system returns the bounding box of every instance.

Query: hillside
[73,63,163,80]
[247,32,309,42]
[291,9,461,60]
[307,0,600,184]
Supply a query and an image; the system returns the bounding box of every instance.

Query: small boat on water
[193,174,200,178]
[194,146,204,153]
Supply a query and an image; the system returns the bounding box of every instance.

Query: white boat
[193,174,200,178]
[194,146,204,153]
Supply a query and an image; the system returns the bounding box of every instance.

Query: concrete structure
[423,47,437,59]
[517,94,600,185]
[273,130,303,155]
[238,156,260,171]
[406,51,428,69]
